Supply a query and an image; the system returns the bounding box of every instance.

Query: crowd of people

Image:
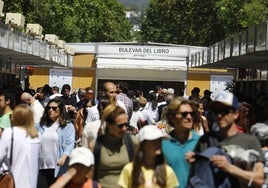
[0,81,268,188]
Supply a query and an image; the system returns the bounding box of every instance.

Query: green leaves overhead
[3,0,132,42]
[4,0,268,45]
[141,0,268,46]
[239,0,268,27]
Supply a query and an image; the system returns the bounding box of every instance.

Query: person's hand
[210,155,231,172]
[57,155,67,166]
[34,93,40,99]
[185,151,196,163]
[67,106,76,112]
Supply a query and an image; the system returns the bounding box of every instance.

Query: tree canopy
[3,0,132,42]
[141,0,268,46]
[3,0,268,45]
[118,0,150,11]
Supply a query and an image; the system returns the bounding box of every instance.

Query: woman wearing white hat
[118,125,179,188]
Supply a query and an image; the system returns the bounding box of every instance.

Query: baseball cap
[212,92,239,110]
[137,125,166,142]
[204,89,213,95]
[69,147,94,167]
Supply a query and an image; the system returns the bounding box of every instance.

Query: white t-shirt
[84,105,100,124]
[0,127,40,188]
[39,122,59,169]
[129,110,143,130]
[142,102,159,125]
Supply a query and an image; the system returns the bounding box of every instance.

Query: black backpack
[187,146,238,188]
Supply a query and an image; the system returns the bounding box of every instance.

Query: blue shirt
[162,131,200,188]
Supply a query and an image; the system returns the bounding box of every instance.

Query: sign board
[49,69,73,91]
[97,44,189,58]
[210,75,234,99]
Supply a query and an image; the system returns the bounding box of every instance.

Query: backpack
[187,147,238,188]
[93,133,134,179]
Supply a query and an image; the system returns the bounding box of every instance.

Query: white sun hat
[69,147,94,167]
[137,125,166,142]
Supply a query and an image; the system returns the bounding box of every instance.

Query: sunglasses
[179,111,195,118]
[213,108,233,116]
[48,106,58,111]
[116,122,128,129]
[108,91,117,94]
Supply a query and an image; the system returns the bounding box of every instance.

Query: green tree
[3,0,132,42]
[187,0,224,46]
[215,0,268,36]
[141,0,225,46]
[239,0,268,27]
[215,0,247,36]
[140,0,268,46]
[140,0,192,44]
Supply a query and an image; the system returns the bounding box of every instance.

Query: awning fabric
[96,58,187,71]
[96,58,187,81]
[97,68,187,81]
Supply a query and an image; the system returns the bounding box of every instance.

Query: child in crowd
[118,125,179,188]
[50,147,101,188]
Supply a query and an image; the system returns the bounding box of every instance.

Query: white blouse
[0,127,40,188]
[39,122,59,169]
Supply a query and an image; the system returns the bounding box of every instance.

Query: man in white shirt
[21,92,44,125]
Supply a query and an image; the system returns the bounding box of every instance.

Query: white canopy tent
[96,57,187,81]
[94,43,199,85]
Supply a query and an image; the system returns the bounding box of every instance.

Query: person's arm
[74,110,83,138]
[62,123,75,154]
[57,154,68,166]
[0,128,3,138]
[58,122,75,166]
[0,129,8,164]
[50,167,77,188]
[211,155,265,187]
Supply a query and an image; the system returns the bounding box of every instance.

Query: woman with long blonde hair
[0,104,41,188]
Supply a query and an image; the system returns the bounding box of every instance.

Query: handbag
[0,126,15,188]
[0,172,15,188]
